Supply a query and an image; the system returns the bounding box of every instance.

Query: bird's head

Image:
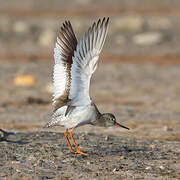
[101,113,129,130]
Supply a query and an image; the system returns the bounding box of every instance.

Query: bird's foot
[70,149,75,153]
[75,150,88,156]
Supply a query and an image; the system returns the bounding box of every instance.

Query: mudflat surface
[0,0,180,179]
[0,61,180,179]
[0,131,179,179]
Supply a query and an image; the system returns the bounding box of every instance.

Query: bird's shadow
[0,129,154,158]
[62,138,154,158]
[87,146,154,158]
[64,146,154,159]
[0,129,29,144]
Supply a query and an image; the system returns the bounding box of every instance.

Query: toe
[75,150,88,156]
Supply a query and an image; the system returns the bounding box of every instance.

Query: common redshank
[45,17,129,155]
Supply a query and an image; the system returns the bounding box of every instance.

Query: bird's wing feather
[69,17,109,106]
[53,21,77,111]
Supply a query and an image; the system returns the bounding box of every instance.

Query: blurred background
[0,0,180,140]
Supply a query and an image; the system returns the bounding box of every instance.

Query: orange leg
[64,129,75,153]
[70,126,88,155]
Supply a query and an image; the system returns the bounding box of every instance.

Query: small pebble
[105,135,109,141]
[149,144,156,149]
[159,165,165,170]
[0,131,4,138]
[15,169,21,173]
[112,168,118,172]
[145,166,152,170]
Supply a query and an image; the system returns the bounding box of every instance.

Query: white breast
[60,104,97,128]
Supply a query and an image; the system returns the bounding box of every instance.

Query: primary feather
[69,17,109,106]
[53,17,109,112]
[53,21,77,111]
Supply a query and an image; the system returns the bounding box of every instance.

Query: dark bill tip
[115,122,130,130]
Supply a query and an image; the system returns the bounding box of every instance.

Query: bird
[45,17,129,155]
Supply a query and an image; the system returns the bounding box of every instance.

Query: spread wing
[53,21,77,112]
[69,17,109,106]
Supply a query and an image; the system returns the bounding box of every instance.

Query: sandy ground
[0,131,179,179]
[0,61,180,179]
[0,0,180,179]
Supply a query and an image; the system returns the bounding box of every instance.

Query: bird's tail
[43,118,57,128]
[43,113,63,129]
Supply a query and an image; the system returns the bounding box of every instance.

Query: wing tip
[103,17,109,27]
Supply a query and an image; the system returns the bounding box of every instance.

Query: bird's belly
[61,105,96,128]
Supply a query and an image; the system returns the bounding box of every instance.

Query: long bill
[115,122,130,130]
